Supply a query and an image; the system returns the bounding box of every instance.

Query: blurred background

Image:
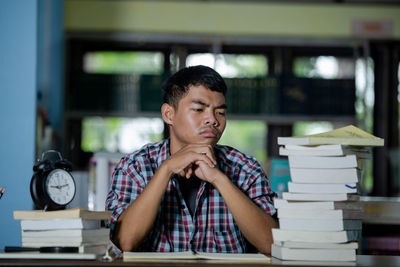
[0,0,399,250]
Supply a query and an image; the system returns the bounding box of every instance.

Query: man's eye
[192,108,203,112]
[217,111,226,116]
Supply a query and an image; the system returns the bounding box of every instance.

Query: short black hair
[162,65,227,108]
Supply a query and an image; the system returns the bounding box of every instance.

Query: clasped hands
[165,144,221,184]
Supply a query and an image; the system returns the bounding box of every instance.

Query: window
[81,117,164,154]
[83,51,164,74]
[293,56,355,79]
[186,53,268,78]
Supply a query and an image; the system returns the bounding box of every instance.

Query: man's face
[166,85,227,151]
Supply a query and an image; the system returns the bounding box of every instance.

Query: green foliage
[218,54,268,78]
[219,120,267,165]
[84,51,163,74]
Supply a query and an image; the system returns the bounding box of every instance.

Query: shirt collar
[156,139,171,168]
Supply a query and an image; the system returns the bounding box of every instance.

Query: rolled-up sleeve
[105,156,147,238]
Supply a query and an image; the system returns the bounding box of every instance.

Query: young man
[106,65,277,254]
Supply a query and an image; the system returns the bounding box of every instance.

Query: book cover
[289,168,360,184]
[288,155,359,169]
[282,192,359,202]
[273,199,362,210]
[0,252,97,260]
[287,182,358,194]
[21,228,109,238]
[274,241,358,249]
[279,144,371,158]
[277,207,363,220]
[277,125,384,146]
[278,218,362,231]
[271,244,356,261]
[21,218,101,231]
[13,208,111,221]
[272,229,362,243]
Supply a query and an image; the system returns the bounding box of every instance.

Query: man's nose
[204,111,218,126]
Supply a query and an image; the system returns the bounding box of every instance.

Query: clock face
[45,169,76,206]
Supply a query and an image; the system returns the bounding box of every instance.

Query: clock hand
[50,185,64,190]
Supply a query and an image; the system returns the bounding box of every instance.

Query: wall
[0,1,37,248]
[65,0,400,40]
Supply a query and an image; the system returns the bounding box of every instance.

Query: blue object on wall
[270,158,291,198]
[37,0,64,136]
[0,1,37,249]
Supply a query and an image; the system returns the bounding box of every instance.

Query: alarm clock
[30,150,76,211]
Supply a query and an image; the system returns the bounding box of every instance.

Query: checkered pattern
[106,139,276,252]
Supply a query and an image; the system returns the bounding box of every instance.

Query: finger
[202,146,217,165]
[186,168,193,179]
[197,154,216,168]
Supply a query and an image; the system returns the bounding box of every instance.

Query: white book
[21,218,101,231]
[22,240,109,247]
[271,244,356,262]
[289,168,360,184]
[272,228,361,243]
[274,241,358,249]
[288,155,359,169]
[278,218,362,231]
[288,182,357,194]
[0,252,97,260]
[280,145,371,159]
[273,199,362,210]
[277,208,363,220]
[21,228,109,243]
[282,192,359,202]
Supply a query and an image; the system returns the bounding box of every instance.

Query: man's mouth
[200,128,219,138]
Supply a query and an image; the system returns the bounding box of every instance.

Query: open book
[277,125,384,146]
[123,251,270,262]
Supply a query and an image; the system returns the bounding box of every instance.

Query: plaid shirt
[106,139,276,253]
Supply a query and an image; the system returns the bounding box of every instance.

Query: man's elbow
[117,234,140,252]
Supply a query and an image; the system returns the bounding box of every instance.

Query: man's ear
[161,103,175,125]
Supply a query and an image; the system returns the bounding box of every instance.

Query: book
[13,208,111,220]
[22,240,109,247]
[273,199,362,210]
[20,218,101,230]
[279,144,371,159]
[271,244,356,261]
[274,241,358,249]
[287,182,358,194]
[123,251,271,262]
[289,168,360,184]
[272,228,361,243]
[277,208,363,220]
[288,155,359,169]
[282,192,359,202]
[361,196,400,224]
[21,228,109,238]
[0,252,97,260]
[277,125,384,146]
[278,218,362,231]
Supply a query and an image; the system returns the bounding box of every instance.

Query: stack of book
[271,125,384,262]
[13,208,112,255]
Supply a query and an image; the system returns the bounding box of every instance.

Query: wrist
[158,160,175,180]
[210,172,228,189]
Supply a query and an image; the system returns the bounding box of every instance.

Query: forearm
[212,174,277,255]
[115,164,172,251]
